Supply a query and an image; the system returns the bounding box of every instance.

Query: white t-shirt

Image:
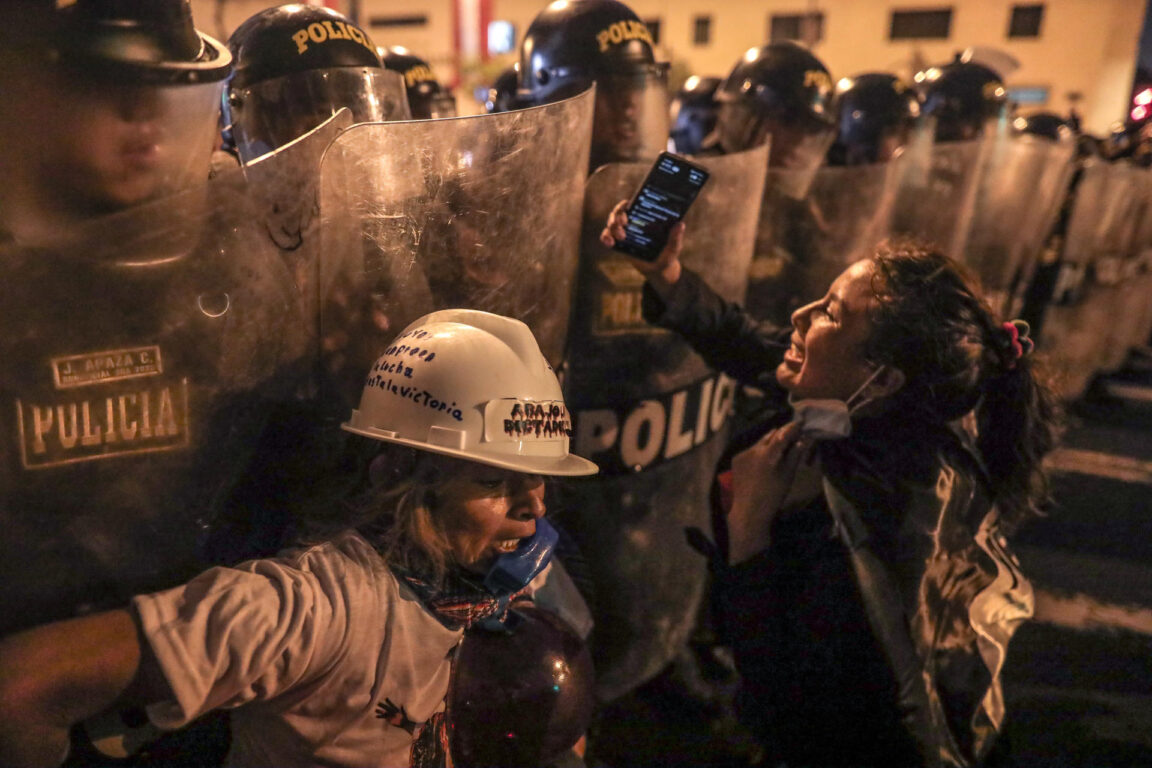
[133,530,462,768]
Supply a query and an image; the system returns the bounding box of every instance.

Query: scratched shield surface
[961,132,1076,317]
[0,168,306,634]
[557,143,769,701]
[317,89,594,417]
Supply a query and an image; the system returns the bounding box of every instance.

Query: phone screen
[612,152,709,261]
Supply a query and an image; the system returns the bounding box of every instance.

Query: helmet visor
[718,99,834,172]
[590,70,669,169]
[229,68,410,164]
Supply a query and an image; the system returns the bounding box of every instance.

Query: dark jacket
[643,269,1033,767]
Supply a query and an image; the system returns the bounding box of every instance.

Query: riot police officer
[518,0,670,171]
[708,41,836,171]
[709,43,836,324]
[379,46,458,119]
[917,56,1008,142]
[669,75,722,155]
[0,0,231,243]
[827,73,921,166]
[222,5,409,165]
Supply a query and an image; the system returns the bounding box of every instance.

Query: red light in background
[1135,88,1152,106]
[1132,105,1149,122]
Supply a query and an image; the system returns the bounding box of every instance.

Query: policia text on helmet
[222,4,410,165]
[518,0,670,171]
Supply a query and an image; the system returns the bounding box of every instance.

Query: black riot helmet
[379,46,458,119]
[485,64,522,113]
[714,42,836,167]
[223,5,410,164]
[827,73,921,166]
[518,0,670,169]
[916,57,1007,142]
[51,0,231,85]
[1011,112,1074,143]
[669,75,722,155]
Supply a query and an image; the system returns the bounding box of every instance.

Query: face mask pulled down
[788,365,887,441]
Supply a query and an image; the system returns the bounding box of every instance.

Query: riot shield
[0,168,306,635]
[888,139,987,261]
[742,169,826,325]
[558,143,770,701]
[244,110,354,309]
[1037,160,1144,399]
[317,89,595,415]
[961,134,1076,316]
[804,160,905,301]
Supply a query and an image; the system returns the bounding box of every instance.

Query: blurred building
[195,0,1148,130]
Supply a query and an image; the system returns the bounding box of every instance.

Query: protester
[601,207,1059,766]
[0,309,598,768]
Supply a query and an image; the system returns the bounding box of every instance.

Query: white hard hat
[343,309,598,477]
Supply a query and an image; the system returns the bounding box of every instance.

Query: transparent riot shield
[0,168,306,635]
[743,169,827,325]
[961,134,1076,316]
[804,159,905,302]
[888,139,987,261]
[244,110,354,317]
[557,143,770,701]
[317,89,595,415]
[1038,160,1143,399]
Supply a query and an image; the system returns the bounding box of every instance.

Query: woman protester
[601,207,1059,767]
[0,309,597,768]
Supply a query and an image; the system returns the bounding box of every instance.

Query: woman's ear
[872,366,906,398]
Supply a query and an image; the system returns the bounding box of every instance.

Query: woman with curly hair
[602,205,1059,767]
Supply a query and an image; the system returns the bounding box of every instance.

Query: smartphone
[611,151,710,262]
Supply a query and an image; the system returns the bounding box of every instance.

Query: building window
[487,20,516,54]
[769,12,825,44]
[693,15,712,46]
[889,8,952,40]
[1008,4,1044,38]
[1008,85,1049,105]
[644,18,662,45]
[369,14,429,28]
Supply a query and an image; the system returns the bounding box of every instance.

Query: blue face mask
[788,365,887,440]
[482,517,559,596]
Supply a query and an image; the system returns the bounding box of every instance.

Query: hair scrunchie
[998,319,1034,369]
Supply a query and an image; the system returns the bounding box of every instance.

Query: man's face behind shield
[24,68,220,217]
[590,73,668,170]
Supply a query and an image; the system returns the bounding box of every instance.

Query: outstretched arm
[0,609,167,768]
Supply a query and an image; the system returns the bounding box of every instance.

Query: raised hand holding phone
[608,151,710,262]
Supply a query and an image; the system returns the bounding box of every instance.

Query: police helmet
[1011,112,1074,143]
[517,0,667,106]
[485,64,522,114]
[669,75,722,155]
[224,5,410,164]
[916,57,1007,142]
[51,0,231,85]
[379,46,457,119]
[448,605,595,767]
[827,73,921,166]
[714,42,835,161]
